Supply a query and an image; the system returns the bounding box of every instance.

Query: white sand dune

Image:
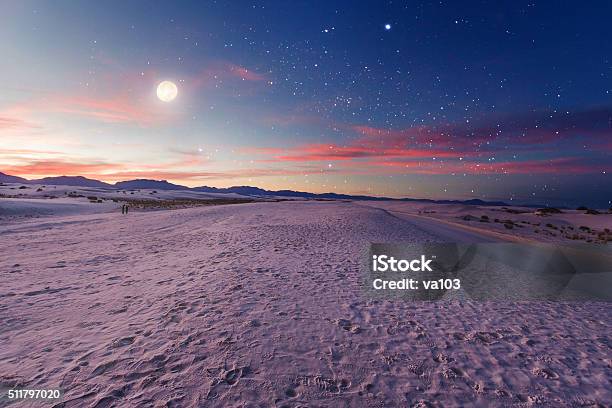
[0,201,610,407]
[0,183,251,223]
[0,198,117,220]
[361,200,612,244]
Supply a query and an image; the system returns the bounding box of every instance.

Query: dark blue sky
[1,1,611,207]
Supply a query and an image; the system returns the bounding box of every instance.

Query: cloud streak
[191,61,267,88]
[0,115,39,130]
[4,93,172,126]
[1,59,266,128]
[246,107,611,176]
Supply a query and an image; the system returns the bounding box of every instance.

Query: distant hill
[0,171,29,184]
[114,179,190,191]
[191,186,383,200]
[192,185,268,195]
[29,175,113,188]
[400,197,509,206]
[0,171,513,206]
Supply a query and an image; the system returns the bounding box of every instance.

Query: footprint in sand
[223,367,242,385]
[440,366,464,379]
[475,331,503,344]
[521,337,538,347]
[111,336,135,348]
[334,318,361,334]
[472,381,485,394]
[526,394,547,404]
[452,332,468,341]
[532,367,559,380]
[432,353,454,364]
[411,400,434,408]
[90,360,119,378]
[495,389,510,398]
[326,346,342,361]
[109,306,127,315]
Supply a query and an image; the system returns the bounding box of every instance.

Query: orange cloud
[249,142,467,163]
[2,160,123,177]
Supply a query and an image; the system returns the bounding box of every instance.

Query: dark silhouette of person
[125,205,129,214]
[121,204,125,214]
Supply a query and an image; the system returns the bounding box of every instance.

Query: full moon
[157,80,178,102]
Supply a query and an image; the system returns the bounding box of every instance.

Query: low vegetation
[458,212,611,243]
[121,198,255,211]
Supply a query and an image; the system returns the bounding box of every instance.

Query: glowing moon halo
[157,80,178,102]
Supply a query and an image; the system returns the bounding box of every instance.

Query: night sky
[1,1,611,207]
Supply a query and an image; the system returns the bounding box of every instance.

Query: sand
[359,200,612,244]
[1,200,610,407]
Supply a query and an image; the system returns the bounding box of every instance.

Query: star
[384,24,391,30]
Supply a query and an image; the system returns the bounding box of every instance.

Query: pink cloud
[226,64,266,81]
[52,95,169,125]
[352,107,612,151]
[464,158,610,175]
[352,125,493,150]
[243,107,611,176]
[351,157,609,175]
[0,115,39,130]
[3,91,172,127]
[191,62,267,88]
[3,160,123,176]
[270,144,461,162]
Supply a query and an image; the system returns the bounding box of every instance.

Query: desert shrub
[536,207,562,214]
[462,215,478,221]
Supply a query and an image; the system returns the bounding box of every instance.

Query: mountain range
[0,171,510,206]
